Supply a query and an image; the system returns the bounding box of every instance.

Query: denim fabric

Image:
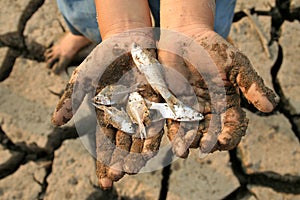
[56,0,101,43]
[56,0,236,43]
[215,0,237,38]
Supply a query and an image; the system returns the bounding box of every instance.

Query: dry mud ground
[0,0,300,200]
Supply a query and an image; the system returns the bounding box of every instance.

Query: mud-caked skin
[52,41,165,189]
[51,31,278,190]
[93,51,165,189]
[159,30,278,157]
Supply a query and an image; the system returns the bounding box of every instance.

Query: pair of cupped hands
[51,28,277,189]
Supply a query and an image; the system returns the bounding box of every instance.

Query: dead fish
[93,104,136,134]
[126,92,150,139]
[146,100,203,122]
[131,43,203,122]
[94,84,139,105]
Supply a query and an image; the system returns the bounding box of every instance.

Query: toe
[44,47,53,56]
[46,57,58,69]
[52,56,72,74]
[98,177,113,190]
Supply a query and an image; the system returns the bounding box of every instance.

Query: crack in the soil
[158,148,173,200]
[0,124,79,200]
[37,161,52,200]
[0,48,20,82]
[0,1,299,199]
[222,184,256,200]
[229,148,300,196]
[233,1,300,45]
[0,125,79,199]
[225,2,300,198]
[0,151,25,179]
[249,172,300,194]
[270,44,300,141]
[18,0,45,36]
[0,0,46,82]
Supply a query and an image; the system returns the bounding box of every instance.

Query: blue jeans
[57,0,236,43]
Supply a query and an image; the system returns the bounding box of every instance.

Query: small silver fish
[146,101,203,122]
[93,104,136,134]
[131,43,203,122]
[94,84,139,105]
[126,92,150,139]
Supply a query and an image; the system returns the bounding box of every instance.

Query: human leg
[45,0,100,74]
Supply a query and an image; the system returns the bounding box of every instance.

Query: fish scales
[131,43,204,122]
[126,92,150,139]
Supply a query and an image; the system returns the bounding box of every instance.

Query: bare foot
[44,32,91,74]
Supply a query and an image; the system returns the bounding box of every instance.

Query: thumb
[51,67,85,126]
[52,41,115,126]
[232,52,279,112]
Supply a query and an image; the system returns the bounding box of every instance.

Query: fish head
[131,42,142,53]
[93,85,117,105]
[130,43,144,64]
[128,91,144,102]
[121,121,136,134]
[93,93,113,105]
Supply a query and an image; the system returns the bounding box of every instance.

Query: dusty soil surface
[0,0,299,199]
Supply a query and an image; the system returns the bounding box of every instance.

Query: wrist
[100,21,152,40]
[95,0,152,40]
[161,0,215,35]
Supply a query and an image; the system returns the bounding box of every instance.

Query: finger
[52,43,112,126]
[51,67,82,125]
[166,119,188,158]
[199,113,222,154]
[217,106,249,151]
[96,161,113,190]
[52,56,72,75]
[189,121,204,149]
[95,124,115,190]
[107,130,131,181]
[123,137,145,174]
[231,52,278,112]
[142,125,164,160]
[166,119,178,142]
[166,119,199,158]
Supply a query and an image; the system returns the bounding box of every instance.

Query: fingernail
[99,177,113,190]
[107,163,125,181]
[246,83,277,113]
[199,149,208,159]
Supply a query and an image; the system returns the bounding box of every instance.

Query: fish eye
[132,42,138,49]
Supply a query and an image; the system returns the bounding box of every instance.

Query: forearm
[160,0,215,34]
[94,0,152,39]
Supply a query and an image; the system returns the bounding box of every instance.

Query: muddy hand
[51,31,162,189]
[94,51,164,190]
[158,30,278,157]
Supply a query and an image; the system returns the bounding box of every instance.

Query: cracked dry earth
[0,0,299,199]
